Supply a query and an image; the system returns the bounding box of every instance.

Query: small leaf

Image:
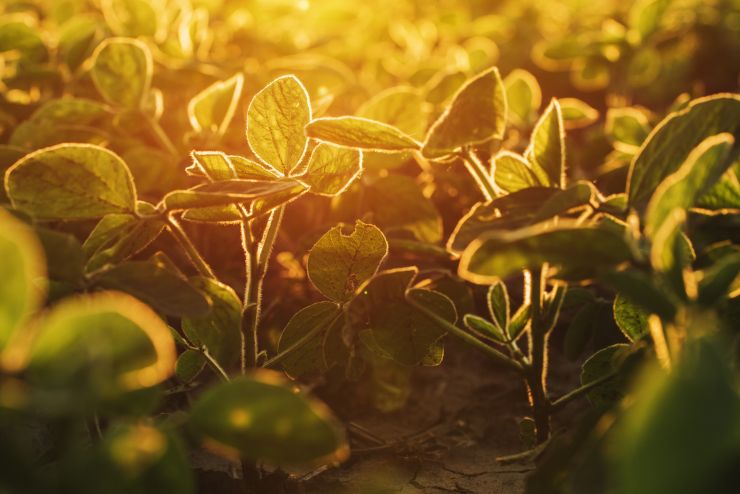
[302,143,362,196]
[188,73,244,135]
[559,97,599,129]
[182,277,242,370]
[614,294,649,342]
[93,261,211,318]
[91,37,153,108]
[463,314,504,342]
[509,303,531,340]
[493,151,541,192]
[487,281,510,331]
[189,151,237,181]
[422,67,507,158]
[504,69,541,127]
[163,178,306,212]
[189,372,348,465]
[307,221,388,302]
[305,116,420,152]
[580,343,631,407]
[525,98,565,188]
[0,210,46,350]
[27,292,176,411]
[277,301,342,378]
[246,75,311,175]
[627,94,740,211]
[459,222,633,284]
[84,214,165,272]
[606,107,650,152]
[5,143,137,219]
[357,86,426,139]
[176,349,206,383]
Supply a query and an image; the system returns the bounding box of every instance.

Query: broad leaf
[91,37,152,108]
[163,178,306,212]
[560,97,599,129]
[302,143,362,196]
[305,116,420,152]
[246,75,311,175]
[627,94,740,211]
[606,107,650,151]
[422,67,507,158]
[504,69,541,127]
[307,221,388,302]
[5,144,137,219]
[580,343,631,407]
[525,98,565,188]
[459,222,633,284]
[189,372,347,465]
[84,213,165,272]
[188,73,244,135]
[493,151,540,192]
[93,261,211,317]
[277,301,342,378]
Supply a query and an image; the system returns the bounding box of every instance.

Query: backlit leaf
[163,178,306,212]
[188,73,244,135]
[91,37,152,108]
[487,281,510,331]
[525,99,565,188]
[614,294,649,342]
[277,301,342,378]
[504,69,541,127]
[302,143,362,196]
[580,343,631,407]
[493,151,541,192]
[305,116,420,152]
[559,97,599,129]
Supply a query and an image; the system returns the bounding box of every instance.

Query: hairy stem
[166,216,216,279]
[461,147,497,201]
[526,267,551,443]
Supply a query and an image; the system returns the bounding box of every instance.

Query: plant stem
[405,293,525,373]
[143,112,178,157]
[549,370,619,412]
[461,147,497,201]
[526,267,551,443]
[166,216,216,279]
[200,345,230,382]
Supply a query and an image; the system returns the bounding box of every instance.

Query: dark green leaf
[580,343,631,407]
[277,301,342,378]
[614,294,649,342]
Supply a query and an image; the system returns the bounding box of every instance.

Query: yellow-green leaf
[305,116,420,152]
[91,37,152,109]
[504,69,541,127]
[493,151,541,192]
[302,143,362,196]
[560,97,599,129]
[188,73,244,135]
[525,98,565,188]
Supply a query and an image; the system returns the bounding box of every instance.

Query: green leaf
[93,261,211,318]
[58,15,99,70]
[504,69,541,127]
[459,222,633,284]
[26,292,175,412]
[531,181,595,223]
[525,98,565,188]
[580,343,631,408]
[175,349,206,383]
[305,116,420,152]
[493,151,541,192]
[163,178,306,213]
[463,314,504,342]
[614,294,649,342]
[307,221,388,302]
[606,107,650,152]
[189,151,237,181]
[627,94,740,211]
[189,372,347,465]
[230,155,281,180]
[246,75,311,175]
[366,175,442,243]
[559,97,599,129]
[600,269,678,321]
[348,268,456,366]
[35,228,84,285]
[0,20,48,64]
[102,0,161,38]
[696,164,740,210]
[645,133,735,238]
[84,213,165,272]
[509,303,531,340]
[5,143,137,219]
[301,143,362,196]
[0,210,46,350]
[487,281,510,331]
[697,252,740,305]
[629,0,671,39]
[188,73,244,135]
[422,67,507,158]
[182,277,242,370]
[277,301,342,378]
[91,37,153,108]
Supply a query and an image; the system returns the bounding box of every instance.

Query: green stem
[461,147,497,201]
[549,370,618,412]
[526,267,551,443]
[143,112,178,156]
[262,311,343,369]
[166,216,216,279]
[405,293,524,373]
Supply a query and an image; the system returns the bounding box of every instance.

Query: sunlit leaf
[163,178,306,212]
[246,75,311,175]
[580,343,631,407]
[307,221,388,302]
[91,37,153,108]
[188,73,244,135]
[189,372,348,465]
[493,151,541,192]
[606,107,650,152]
[613,294,649,342]
[5,143,137,219]
[422,67,507,158]
[175,349,206,383]
[525,99,565,188]
[301,143,362,196]
[277,301,342,378]
[305,116,420,152]
[487,280,510,331]
[559,97,599,129]
[504,69,541,127]
[463,314,504,342]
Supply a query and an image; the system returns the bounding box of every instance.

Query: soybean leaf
[629,0,671,39]
[645,133,735,238]
[27,292,175,413]
[614,294,649,342]
[697,252,740,305]
[600,269,678,321]
[463,314,504,342]
[422,67,507,158]
[182,277,242,370]
[35,228,84,285]
[504,69,541,127]
[0,20,48,64]
[525,99,565,188]
[425,70,467,105]
[531,181,595,222]
[301,143,362,196]
[559,97,599,129]
[91,37,153,108]
[175,349,207,383]
[246,75,311,175]
[348,268,456,366]
[564,301,599,360]
[509,303,531,340]
[627,94,740,211]
[163,178,306,212]
[0,210,46,350]
[58,15,99,71]
[5,143,137,219]
[487,281,510,331]
[493,151,541,192]
[189,372,347,465]
[188,73,244,135]
[459,222,633,284]
[305,116,420,152]
[277,301,342,378]
[85,214,165,272]
[696,165,740,210]
[230,155,281,180]
[188,151,237,181]
[366,175,443,243]
[307,221,388,302]
[580,343,631,408]
[606,107,650,152]
[93,261,211,318]
[102,0,160,37]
